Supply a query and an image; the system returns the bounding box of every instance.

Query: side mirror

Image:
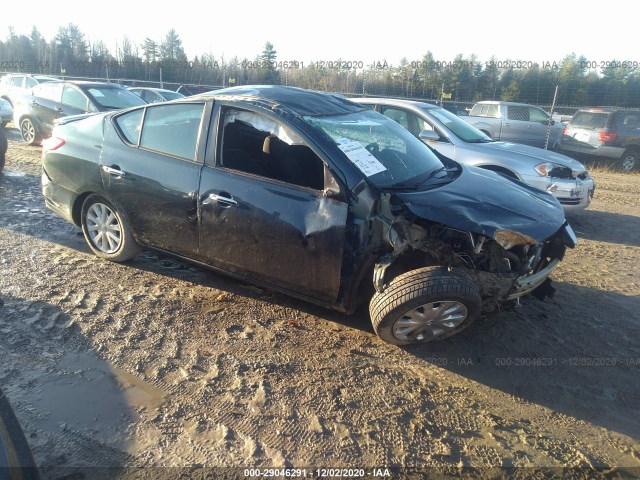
[419,129,439,142]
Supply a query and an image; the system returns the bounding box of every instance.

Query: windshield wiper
[383,166,457,190]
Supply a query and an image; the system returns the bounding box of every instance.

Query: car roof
[474,101,541,107]
[128,87,179,93]
[193,85,364,116]
[576,108,639,113]
[40,80,126,88]
[353,97,440,110]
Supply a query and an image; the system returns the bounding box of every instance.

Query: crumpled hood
[393,165,567,244]
[481,141,588,173]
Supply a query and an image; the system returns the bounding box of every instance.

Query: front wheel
[81,195,141,262]
[370,267,482,346]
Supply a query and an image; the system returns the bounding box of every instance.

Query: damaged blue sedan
[42,86,576,345]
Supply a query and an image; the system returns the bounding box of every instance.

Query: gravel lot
[1,125,639,479]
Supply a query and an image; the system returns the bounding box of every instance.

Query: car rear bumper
[559,141,624,159]
[42,169,77,225]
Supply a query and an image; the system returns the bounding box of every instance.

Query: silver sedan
[354,98,595,212]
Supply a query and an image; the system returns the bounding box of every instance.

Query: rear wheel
[621,150,638,172]
[370,267,482,346]
[0,126,6,171]
[20,118,40,145]
[81,195,141,262]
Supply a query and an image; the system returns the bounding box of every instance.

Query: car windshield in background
[87,87,146,110]
[162,91,185,100]
[424,107,493,143]
[571,111,610,129]
[34,77,55,84]
[304,109,446,189]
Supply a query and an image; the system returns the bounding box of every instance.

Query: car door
[197,104,348,303]
[502,105,548,147]
[99,101,210,256]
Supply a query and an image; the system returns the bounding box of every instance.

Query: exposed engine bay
[372,193,576,312]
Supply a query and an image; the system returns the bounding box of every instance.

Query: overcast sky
[0,0,633,67]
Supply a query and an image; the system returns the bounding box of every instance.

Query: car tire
[0,126,6,172]
[621,150,638,172]
[370,266,482,346]
[0,121,6,128]
[81,194,141,262]
[20,118,40,146]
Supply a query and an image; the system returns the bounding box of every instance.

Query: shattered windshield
[304,110,445,188]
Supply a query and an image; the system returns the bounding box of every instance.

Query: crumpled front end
[372,184,577,313]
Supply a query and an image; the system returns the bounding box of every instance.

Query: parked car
[128,87,186,103]
[14,81,146,145]
[0,125,7,171]
[42,85,576,346]
[354,98,594,212]
[558,108,640,172]
[464,101,564,149]
[0,97,12,127]
[0,387,40,478]
[0,73,56,108]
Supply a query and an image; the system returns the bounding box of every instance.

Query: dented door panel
[197,167,347,303]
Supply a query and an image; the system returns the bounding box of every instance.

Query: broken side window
[220,108,325,190]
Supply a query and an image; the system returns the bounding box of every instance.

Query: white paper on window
[336,138,387,177]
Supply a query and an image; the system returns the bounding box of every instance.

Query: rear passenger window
[220,108,325,190]
[508,106,529,121]
[139,103,204,160]
[115,109,144,144]
[33,83,63,102]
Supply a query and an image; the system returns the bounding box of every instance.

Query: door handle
[202,193,238,207]
[102,165,125,177]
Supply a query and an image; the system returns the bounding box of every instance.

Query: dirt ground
[1,125,639,479]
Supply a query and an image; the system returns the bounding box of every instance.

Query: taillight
[41,137,65,157]
[598,131,617,143]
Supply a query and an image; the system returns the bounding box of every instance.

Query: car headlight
[535,162,566,176]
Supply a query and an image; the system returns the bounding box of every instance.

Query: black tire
[370,267,482,346]
[80,194,141,262]
[0,126,6,172]
[620,150,638,172]
[0,120,6,128]
[20,117,40,146]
